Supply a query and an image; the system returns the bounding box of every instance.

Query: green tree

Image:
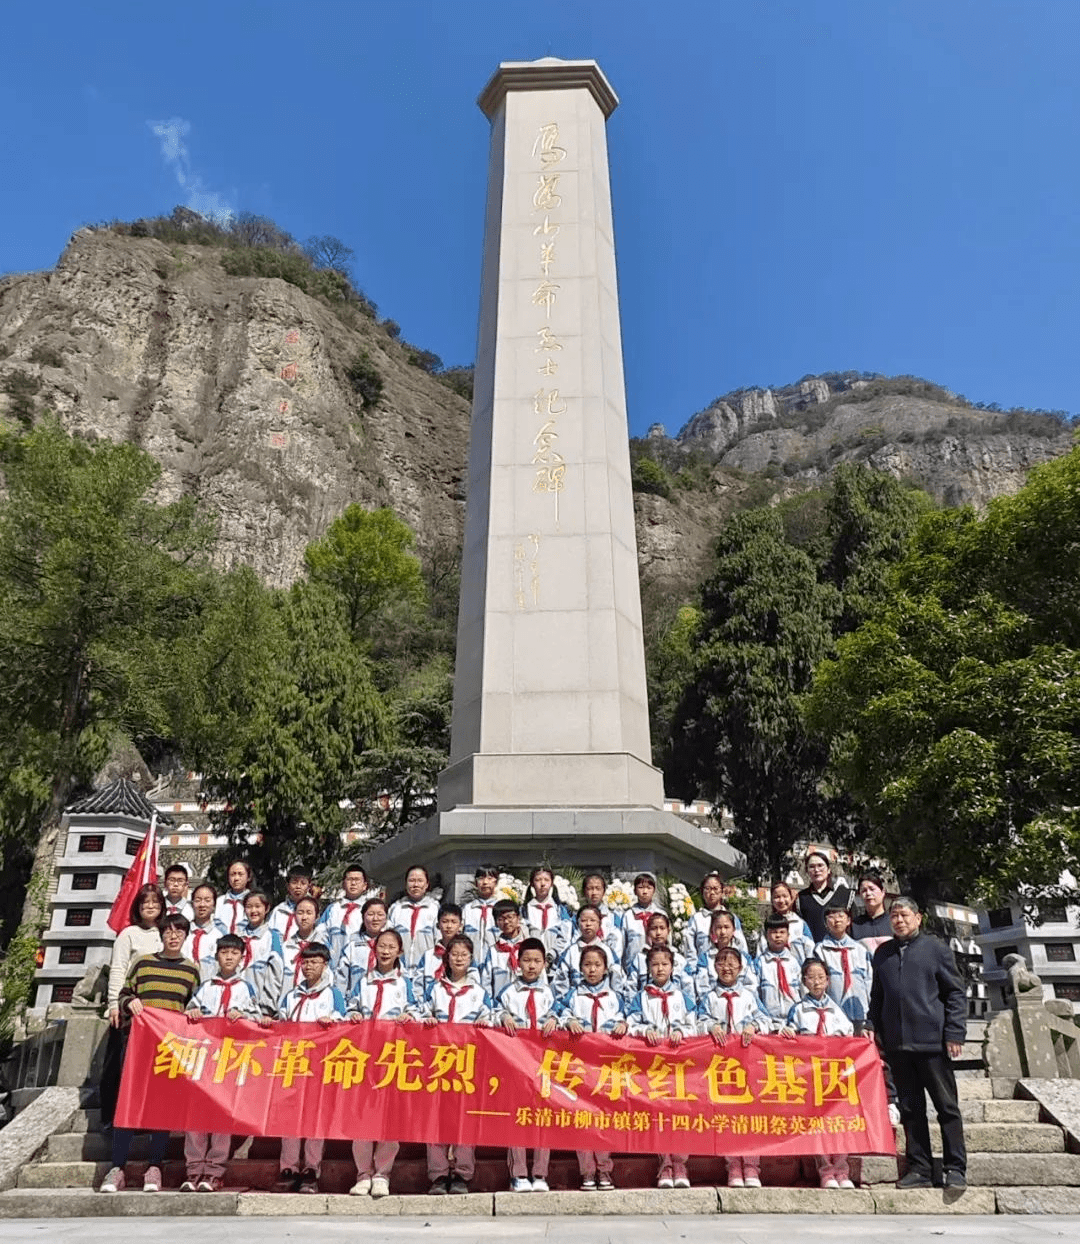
[0,422,214,989]
[304,505,425,637]
[666,509,843,880]
[806,447,1080,904]
[202,581,390,883]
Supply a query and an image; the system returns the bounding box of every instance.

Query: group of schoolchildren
[101,857,888,1198]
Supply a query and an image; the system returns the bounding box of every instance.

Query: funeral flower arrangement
[666,881,695,942]
[495,872,527,904]
[553,874,580,913]
[603,877,635,914]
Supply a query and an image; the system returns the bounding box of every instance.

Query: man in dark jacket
[869,897,968,1189]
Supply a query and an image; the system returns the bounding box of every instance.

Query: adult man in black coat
[869,897,968,1189]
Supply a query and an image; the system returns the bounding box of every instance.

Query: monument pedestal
[364,806,743,901]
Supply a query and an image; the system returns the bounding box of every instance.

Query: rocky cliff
[1,233,1073,595]
[0,228,470,585]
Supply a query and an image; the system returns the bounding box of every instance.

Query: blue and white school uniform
[278,969,346,1022]
[778,910,816,963]
[239,922,285,1016]
[414,942,481,997]
[388,894,441,968]
[281,930,324,998]
[626,946,695,1000]
[681,907,747,962]
[335,933,380,999]
[524,897,573,960]
[482,934,530,1000]
[553,937,625,996]
[697,983,771,1036]
[813,934,874,1028]
[558,981,626,1034]
[319,896,374,960]
[462,897,500,950]
[216,889,250,935]
[183,920,223,981]
[164,896,195,922]
[626,981,697,1038]
[620,903,666,968]
[347,968,419,1021]
[754,948,804,1029]
[423,977,494,1025]
[589,903,626,962]
[268,898,304,942]
[497,978,557,1029]
[188,973,260,1018]
[694,946,759,1000]
[784,993,854,1037]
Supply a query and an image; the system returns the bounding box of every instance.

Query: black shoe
[298,1168,319,1194]
[449,1175,469,1195]
[275,1167,300,1193]
[896,1169,934,1189]
[943,1170,967,1189]
[429,1177,450,1195]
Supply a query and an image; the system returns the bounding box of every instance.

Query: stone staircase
[4,1072,1080,1216]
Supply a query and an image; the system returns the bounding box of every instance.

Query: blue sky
[3,0,1077,437]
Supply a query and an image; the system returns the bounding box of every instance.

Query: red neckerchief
[721,989,739,1030]
[224,896,245,933]
[646,985,671,1021]
[342,901,361,930]
[823,942,852,994]
[212,978,236,1015]
[589,990,609,1032]
[443,981,469,1023]
[495,940,520,973]
[292,940,310,984]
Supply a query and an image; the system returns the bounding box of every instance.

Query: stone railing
[985,953,1080,1080]
[4,963,110,1113]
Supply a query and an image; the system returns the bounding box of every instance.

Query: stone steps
[859,1152,1080,1187]
[0,1184,1027,1217]
[893,1122,1063,1154]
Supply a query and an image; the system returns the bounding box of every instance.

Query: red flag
[107,814,159,934]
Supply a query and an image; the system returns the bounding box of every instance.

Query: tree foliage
[805,447,1080,904]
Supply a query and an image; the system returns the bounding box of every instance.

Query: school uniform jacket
[414,943,481,996]
[813,934,874,1026]
[626,947,695,1001]
[497,978,558,1029]
[281,929,325,997]
[553,938,625,996]
[215,890,250,936]
[268,898,303,942]
[753,948,804,1026]
[238,922,285,1016]
[620,903,667,968]
[626,981,697,1037]
[462,897,499,949]
[182,921,223,981]
[558,981,626,1033]
[388,895,440,966]
[694,947,759,1001]
[423,977,494,1025]
[697,983,771,1035]
[278,969,346,1022]
[188,973,260,1018]
[482,933,531,1000]
[347,968,419,1021]
[164,897,195,922]
[785,993,854,1037]
[681,907,747,962]
[319,896,375,959]
[523,898,573,959]
[779,911,817,964]
[336,933,381,998]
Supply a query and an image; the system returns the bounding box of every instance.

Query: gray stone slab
[895,1123,1063,1154]
[322,1192,493,1216]
[0,1188,240,1217]
[0,1085,80,1192]
[719,1187,874,1213]
[495,1187,717,1215]
[967,1152,1080,1185]
[982,1099,1040,1122]
[17,1159,103,1188]
[957,1078,994,1100]
[995,1186,1080,1213]
[1020,1078,1080,1149]
[858,1156,901,1184]
[871,1187,996,1214]
[991,1077,1019,1098]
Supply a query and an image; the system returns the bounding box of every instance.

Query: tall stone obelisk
[366,59,743,894]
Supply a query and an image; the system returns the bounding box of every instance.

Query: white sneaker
[531,1177,549,1193]
[350,1177,372,1196]
[889,1103,902,1126]
[581,1178,597,1191]
[727,1176,744,1187]
[674,1176,690,1188]
[371,1177,390,1198]
[657,1177,674,1188]
[99,1166,125,1194]
[142,1165,162,1193]
[180,1179,196,1192]
[839,1178,855,1189]
[822,1177,840,1189]
[511,1176,533,1193]
[744,1175,762,1188]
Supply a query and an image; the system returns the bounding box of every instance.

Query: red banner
[116,1010,895,1158]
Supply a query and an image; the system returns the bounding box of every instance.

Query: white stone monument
[366,58,744,895]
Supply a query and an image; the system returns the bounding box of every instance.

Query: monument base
[362,807,746,902]
[438,752,665,809]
